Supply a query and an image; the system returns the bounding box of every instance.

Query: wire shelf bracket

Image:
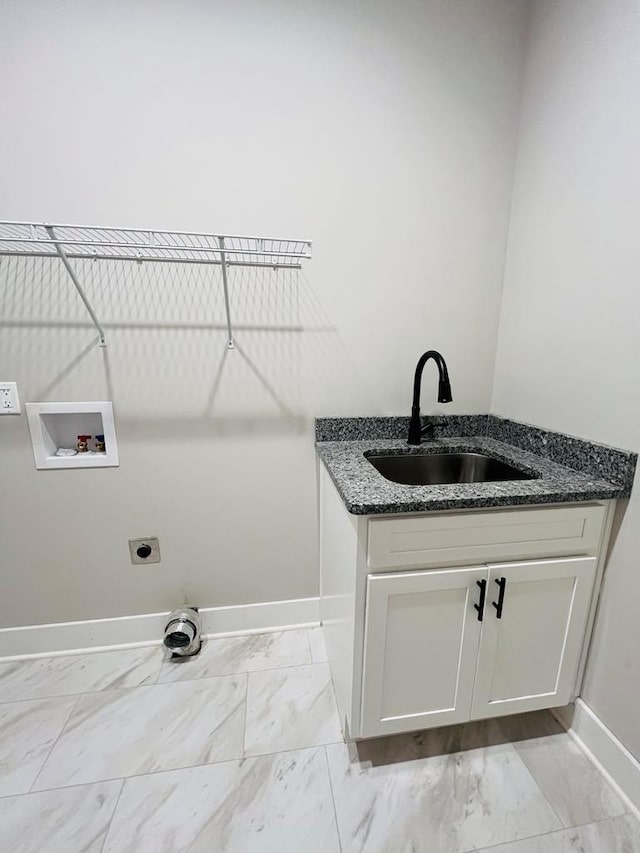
[0,220,312,348]
[218,236,235,350]
[44,225,107,347]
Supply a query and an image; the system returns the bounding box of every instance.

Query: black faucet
[407,350,452,445]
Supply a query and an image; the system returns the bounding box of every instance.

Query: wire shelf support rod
[44,224,107,347]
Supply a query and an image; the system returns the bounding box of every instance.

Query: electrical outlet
[128,537,161,565]
[0,382,20,414]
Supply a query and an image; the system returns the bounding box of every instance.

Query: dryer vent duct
[163,607,202,657]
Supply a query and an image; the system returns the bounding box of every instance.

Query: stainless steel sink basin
[365,451,536,486]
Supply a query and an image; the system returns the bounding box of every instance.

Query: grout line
[153,663,167,684]
[323,745,344,853]
[241,672,249,759]
[3,741,347,799]
[0,629,316,702]
[28,694,81,794]
[0,654,168,705]
[474,816,638,852]
[0,658,324,704]
[152,651,169,685]
[242,739,345,762]
[0,694,88,706]
[157,658,327,686]
[543,813,638,833]
[506,740,566,830]
[99,777,126,853]
[305,627,314,664]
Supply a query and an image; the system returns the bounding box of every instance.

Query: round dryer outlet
[128,537,161,564]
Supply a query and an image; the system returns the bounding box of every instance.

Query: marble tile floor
[0,626,638,853]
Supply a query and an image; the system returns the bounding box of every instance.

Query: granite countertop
[315,416,636,515]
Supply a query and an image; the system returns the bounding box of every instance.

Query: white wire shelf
[0,220,312,348]
[0,221,312,267]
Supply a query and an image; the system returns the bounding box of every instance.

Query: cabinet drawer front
[368,504,606,570]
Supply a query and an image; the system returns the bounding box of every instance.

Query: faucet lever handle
[420,418,446,437]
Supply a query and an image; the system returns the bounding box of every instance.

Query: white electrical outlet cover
[0,382,20,414]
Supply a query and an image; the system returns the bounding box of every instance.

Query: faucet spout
[407,349,452,445]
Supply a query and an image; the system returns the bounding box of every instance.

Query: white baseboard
[552,698,640,817]
[0,597,320,661]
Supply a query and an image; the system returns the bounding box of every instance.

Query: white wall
[493,0,640,759]
[0,0,528,626]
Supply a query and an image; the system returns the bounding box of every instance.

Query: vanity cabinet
[361,556,597,737]
[318,466,613,741]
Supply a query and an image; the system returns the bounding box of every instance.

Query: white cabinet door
[471,556,597,720]
[360,566,486,737]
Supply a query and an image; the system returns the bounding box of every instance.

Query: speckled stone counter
[315,416,636,515]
